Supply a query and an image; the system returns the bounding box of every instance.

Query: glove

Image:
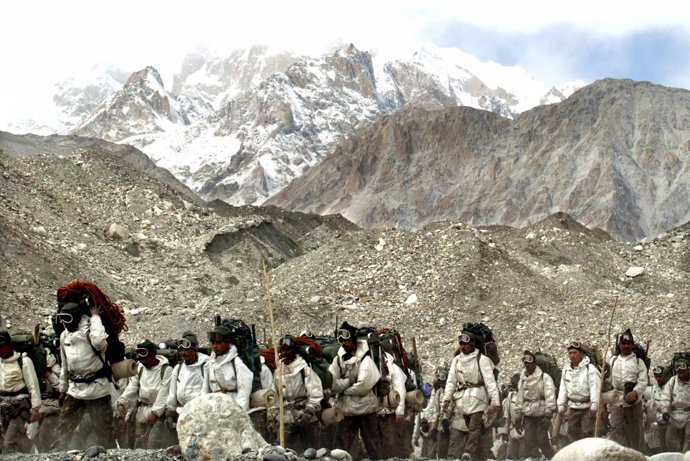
[297,407,317,428]
[662,412,671,423]
[420,419,430,433]
[441,418,450,433]
[164,409,178,431]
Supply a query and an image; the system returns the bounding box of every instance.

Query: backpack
[534,350,562,392]
[462,322,500,366]
[220,318,262,392]
[294,336,334,390]
[356,326,417,395]
[314,336,340,363]
[11,332,49,395]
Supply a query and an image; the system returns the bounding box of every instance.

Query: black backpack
[356,327,417,395]
[220,318,262,392]
[463,322,500,366]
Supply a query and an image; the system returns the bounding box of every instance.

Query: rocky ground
[1,148,688,381]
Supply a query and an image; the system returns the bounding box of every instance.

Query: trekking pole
[594,295,618,437]
[262,260,284,447]
[412,336,421,386]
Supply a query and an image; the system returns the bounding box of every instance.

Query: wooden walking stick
[594,295,618,437]
[262,260,284,447]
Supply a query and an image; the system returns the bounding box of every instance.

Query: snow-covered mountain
[4,43,583,206]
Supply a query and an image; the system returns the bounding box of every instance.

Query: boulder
[552,437,646,461]
[178,393,268,460]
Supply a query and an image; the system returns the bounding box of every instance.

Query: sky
[3,0,690,128]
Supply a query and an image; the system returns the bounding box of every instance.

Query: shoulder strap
[160,363,170,381]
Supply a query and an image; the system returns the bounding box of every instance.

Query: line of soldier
[1,320,689,460]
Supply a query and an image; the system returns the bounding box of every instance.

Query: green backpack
[534,350,562,392]
[11,334,49,394]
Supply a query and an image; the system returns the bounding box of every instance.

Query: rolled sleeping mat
[405,389,424,410]
[600,390,623,405]
[382,390,401,409]
[111,359,138,380]
[250,389,277,408]
[321,407,344,425]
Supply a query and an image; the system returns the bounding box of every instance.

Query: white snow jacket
[59,314,110,400]
[0,351,42,410]
[557,355,600,412]
[608,353,648,406]
[499,390,521,439]
[329,339,381,417]
[117,355,172,418]
[278,355,323,413]
[443,350,500,416]
[659,376,690,429]
[515,367,557,417]
[203,345,253,411]
[167,352,209,412]
[421,387,442,429]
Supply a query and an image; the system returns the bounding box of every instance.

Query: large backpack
[534,350,562,391]
[356,326,417,395]
[220,318,262,392]
[294,336,334,390]
[11,331,49,395]
[462,322,500,366]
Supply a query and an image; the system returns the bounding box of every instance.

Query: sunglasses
[177,338,194,350]
[135,347,150,358]
[56,313,74,324]
[522,355,535,363]
[337,329,352,341]
[675,362,688,371]
[458,333,471,344]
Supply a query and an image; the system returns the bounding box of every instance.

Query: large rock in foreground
[552,437,646,461]
[178,393,268,460]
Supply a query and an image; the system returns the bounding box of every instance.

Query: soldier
[53,302,114,450]
[377,349,410,459]
[329,322,382,461]
[556,341,600,443]
[165,331,209,439]
[35,344,61,452]
[202,325,253,410]
[442,331,501,461]
[514,350,556,458]
[269,334,323,452]
[116,339,173,449]
[498,373,522,460]
[660,358,690,452]
[0,331,41,454]
[644,366,669,453]
[418,365,450,459]
[607,329,647,451]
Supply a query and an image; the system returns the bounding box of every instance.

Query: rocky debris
[178,393,267,460]
[551,437,646,461]
[0,148,688,388]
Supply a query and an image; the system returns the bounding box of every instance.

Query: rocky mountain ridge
[269,78,690,242]
[1,146,687,380]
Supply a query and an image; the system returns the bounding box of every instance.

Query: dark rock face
[269,79,690,242]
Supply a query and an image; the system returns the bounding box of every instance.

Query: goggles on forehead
[675,362,688,372]
[208,332,227,343]
[435,369,448,380]
[337,329,352,341]
[458,333,472,344]
[135,347,150,358]
[177,338,194,350]
[653,366,664,375]
[280,336,295,348]
[522,355,535,363]
[567,341,581,350]
[56,313,74,324]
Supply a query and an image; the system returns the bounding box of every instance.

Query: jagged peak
[125,66,165,90]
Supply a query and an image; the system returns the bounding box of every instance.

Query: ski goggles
[652,366,664,375]
[55,313,74,324]
[566,341,582,350]
[675,362,688,371]
[435,369,448,380]
[135,347,150,358]
[337,329,352,341]
[177,338,195,350]
[458,333,472,344]
[279,336,295,348]
[522,355,535,363]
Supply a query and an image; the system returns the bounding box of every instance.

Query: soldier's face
[524,361,537,375]
[619,340,633,356]
[0,344,11,359]
[339,337,355,354]
[568,348,583,366]
[460,342,474,355]
[210,340,230,356]
[279,345,296,364]
[678,368,689,382]
[180,347,198,364]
